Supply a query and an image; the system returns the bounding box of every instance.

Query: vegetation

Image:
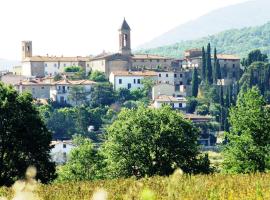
[137,22,270,58]
[1,173,270,199]
[64,66,82,73]
[0,83,56,186]
[57,135,104,182]
[102,106,211,179]
[89,71,107,82]
[223,87,270,173]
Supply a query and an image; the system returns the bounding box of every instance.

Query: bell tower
[22,41,32,60]
[119,18,131,55]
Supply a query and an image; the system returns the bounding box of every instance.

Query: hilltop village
[0,19,242,163]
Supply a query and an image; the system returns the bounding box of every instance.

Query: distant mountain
[139,0,270,49]
[137,21,270,58]
[0,59,20,71]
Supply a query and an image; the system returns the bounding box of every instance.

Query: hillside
[140,0,270,49]
[0,59,20,71]
[137,22,270,58]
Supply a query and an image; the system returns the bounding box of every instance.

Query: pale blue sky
[0,0,249,59]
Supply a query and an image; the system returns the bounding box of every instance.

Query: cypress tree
[219,86,224,107]
[213,48,218,83]
[216,60,221,80]
[191,67,199,97]
[201,47,206,81]
[206,43,213,84]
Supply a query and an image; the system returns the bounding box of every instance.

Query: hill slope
[137,22,270,58]
[140,0,270,49]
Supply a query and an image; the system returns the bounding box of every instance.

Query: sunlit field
[0,172,269,200]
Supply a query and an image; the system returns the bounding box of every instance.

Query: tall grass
[0,173,269,200]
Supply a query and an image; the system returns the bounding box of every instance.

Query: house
[50,140,75,164]
[15,79,51,99]
[152,83,186,100]
[184,114,216,146]
[50,79,96,106]
[109,70,157,91]
[153,95,187,110]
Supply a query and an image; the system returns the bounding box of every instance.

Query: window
[134,79,136,84]
[179,103,182,108]
[44,63,47,67]
[159,74,161,77]
[41,87,44,89]
[180,81,183,85]
[137,79,141,84]
[170,103,174,108]
[63,144,66,148]
[54,63,57,67]
[128,83,131,89]
[119,79,122,84]
[232,64,235,68]
[166,74,168,77]
[150,59,152,62]
[174,74,177,78]
[180,74,183,78]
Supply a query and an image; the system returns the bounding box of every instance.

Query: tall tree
[206,43,213,84]
[102,106,211,178]
[213,48,218,83]
[223,87,270,173]
[201,47,206,81]
[191,68,199,97]
[68,85,88,105]
[0,83,56,186]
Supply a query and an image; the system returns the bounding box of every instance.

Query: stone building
[88,19,174,77]
[182,49,241,82]
[21,41,92,77]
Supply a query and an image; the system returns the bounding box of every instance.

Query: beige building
[15,79,51,99]
[152,83,186,100]
[88,19,174,77]
[182,49,241,81]
[153,95,187,110]
[21,41,92,77]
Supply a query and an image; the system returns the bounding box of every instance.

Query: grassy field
[0,172,269,200]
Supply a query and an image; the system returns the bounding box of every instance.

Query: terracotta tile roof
[23,56,92,62]
[132,54,173,60]
[155,95,187,102]
[111,70,157,77]
[53,79,96,85]
[216,54,240,60]
[15,79,96,86]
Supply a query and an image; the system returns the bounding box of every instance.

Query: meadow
[0,172,269,200]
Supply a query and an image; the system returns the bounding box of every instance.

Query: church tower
[22,41,32,60]
[119,18,131,55]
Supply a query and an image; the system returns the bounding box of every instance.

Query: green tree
[117,88,133,102]
[57,135,104,181]
[0,83,56,186]
[201,46,206,81]
[241,49,268,67]
[223,87,270,173]
[64,66,81,72]
[68,85,89,105]
[90,83,116,107]
[206,43,213,84]
[102,106,211,178]
[191,68,199,97]
[89,71,107,82]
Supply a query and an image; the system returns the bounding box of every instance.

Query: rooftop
[15,79,96,86]
[23,56,92,62]
[120,18,131,31]
[155,95,187,102]
[132,54,173,60]
[111,70,157,77]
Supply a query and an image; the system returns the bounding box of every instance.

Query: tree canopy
[222,87,270,173]
[102,106,211,178]
[0,83,56,186]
